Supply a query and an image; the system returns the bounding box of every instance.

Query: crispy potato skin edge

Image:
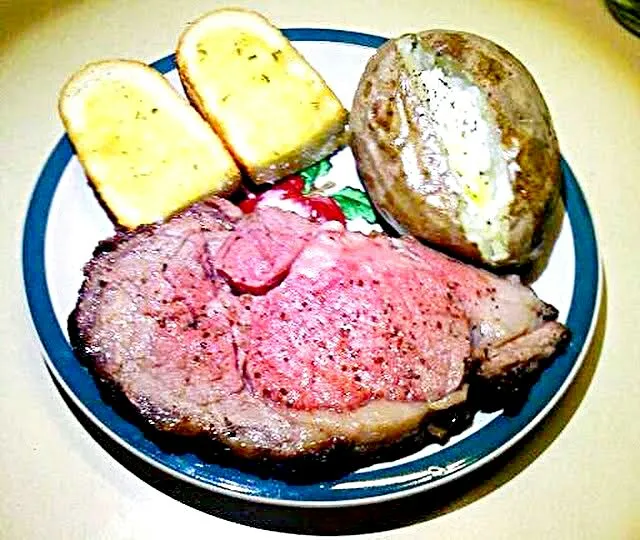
[350,31,562,269]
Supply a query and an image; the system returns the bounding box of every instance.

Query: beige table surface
[1,0,639,538]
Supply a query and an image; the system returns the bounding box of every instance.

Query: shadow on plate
[50,277,607,535]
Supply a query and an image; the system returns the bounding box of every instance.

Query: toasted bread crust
[59,59,241,228]
[176,8,348,184]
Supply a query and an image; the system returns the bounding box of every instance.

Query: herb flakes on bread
[176,8,349,185]
[58,59,241,229]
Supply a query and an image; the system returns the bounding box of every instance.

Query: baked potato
[350,30,562,269]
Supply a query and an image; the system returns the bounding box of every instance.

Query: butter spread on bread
[58,60,241,228]
[176,8,348,184]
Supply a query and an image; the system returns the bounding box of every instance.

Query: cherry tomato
[237,192,258,213]
[306,196,346,224]
[275,175,305,196]
[237,175,346,225]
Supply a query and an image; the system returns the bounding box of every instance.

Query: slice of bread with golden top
[176,8,348,185]
[58,60,241,228]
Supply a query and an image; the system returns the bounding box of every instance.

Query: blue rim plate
[22,28,601,507]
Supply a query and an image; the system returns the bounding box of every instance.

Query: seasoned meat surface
[240,228,470,411]
[70,197,569,462]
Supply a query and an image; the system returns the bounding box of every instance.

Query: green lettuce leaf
[300,159,332,193]
[331,187,377,224]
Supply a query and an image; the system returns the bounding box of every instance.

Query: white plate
[22,29,601,507]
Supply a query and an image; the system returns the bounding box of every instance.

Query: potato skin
[350,30,562,268]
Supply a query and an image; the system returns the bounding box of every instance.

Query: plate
[22,28,600,507]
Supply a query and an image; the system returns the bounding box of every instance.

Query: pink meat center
[143,209,471,412]
[241,230,469,410]
[142,234,243,396]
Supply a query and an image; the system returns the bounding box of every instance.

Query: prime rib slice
[69,197,569,462]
